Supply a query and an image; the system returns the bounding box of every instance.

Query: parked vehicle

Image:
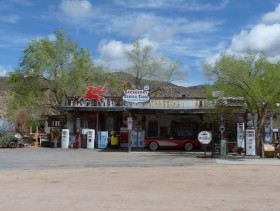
[8,133,29,148]
[145,134,201,151]
[0,132,29,148]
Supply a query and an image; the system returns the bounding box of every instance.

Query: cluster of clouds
[230,5,280,57]
[58,0,280,71]
[57,0,227,74]
[207,3,280,64]
[1,0,280,85]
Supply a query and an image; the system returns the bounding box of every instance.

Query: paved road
[0,147,215,169]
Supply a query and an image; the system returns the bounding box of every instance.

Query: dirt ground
[1,165,280,211]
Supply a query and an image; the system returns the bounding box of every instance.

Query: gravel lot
[0,147,279,211]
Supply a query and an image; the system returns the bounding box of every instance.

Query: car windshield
[167,132,179,139]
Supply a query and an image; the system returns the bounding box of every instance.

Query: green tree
[125,40,182,94]
[7,29,117,123]
[204,51,280,156]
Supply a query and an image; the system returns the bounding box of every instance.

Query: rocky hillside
[111,72,205,98]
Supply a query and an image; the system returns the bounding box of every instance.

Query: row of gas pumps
[234,118,279,156]
[61,129,109,149]
[236,123,256,156]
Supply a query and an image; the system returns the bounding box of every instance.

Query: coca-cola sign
[198,131,212,144]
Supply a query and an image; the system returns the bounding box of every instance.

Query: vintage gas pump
[245,113,256,156]
[61,129,69,149]
[219,117,226,156]
[263,116,272,143]
[245,129,256,156]
[87,129,95,149]
[273,129,280,157]
[263,116,275,157]
[237,123,245,152]
[75,118,81,148]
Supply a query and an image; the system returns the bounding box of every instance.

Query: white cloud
[97,39,160,71]
[230,23,280,57]
[183,20,221,33]
[262,4,280,23]
[0,14,21,24]
[184,0,229,11]
[97,40,132,71]
[59,0,93,19]
[130,14,157,36]
[0,33,58,52]
[229,4,280,57]
[47,34,56,41]
[114,0,229,11]
[106,12,221,44]
[0,65,12,76]
[9,0,35,6]
[204,4,280,66]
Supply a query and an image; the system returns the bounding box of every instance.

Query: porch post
[96,111,99,149]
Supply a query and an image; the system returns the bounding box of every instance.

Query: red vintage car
[145,135,201,151]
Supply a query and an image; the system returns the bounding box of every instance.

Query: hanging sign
[123,89,150,103]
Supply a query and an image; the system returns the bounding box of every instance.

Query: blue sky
[1,0,280,87]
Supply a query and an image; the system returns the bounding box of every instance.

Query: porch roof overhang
[58,106,208,114]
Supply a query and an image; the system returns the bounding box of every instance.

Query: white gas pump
[61,129,69,149]
[237,123,245,149]
[87,129,95,149]
[245,129,256,156]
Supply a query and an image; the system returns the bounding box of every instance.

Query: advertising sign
[82,85,106,103]
[123,89,150,103]
[118,83,132,92]
[198,131,212,144]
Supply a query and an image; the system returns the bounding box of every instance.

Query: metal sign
[127,116,133,130]
[82,85,106,103]
[219,118,225,132]
[198,131,212,144]
[118,83,132,92]
[123,89,150,103]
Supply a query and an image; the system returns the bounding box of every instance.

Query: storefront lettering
[145,100,202,109]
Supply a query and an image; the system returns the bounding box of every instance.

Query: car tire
[184,142,193,151]
[8,141,17,149]
[149,141,159,151]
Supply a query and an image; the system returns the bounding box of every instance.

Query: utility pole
[127,113,133,153]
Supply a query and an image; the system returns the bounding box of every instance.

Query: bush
[0,132,13,147]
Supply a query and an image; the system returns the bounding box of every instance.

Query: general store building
[57,84,243,151]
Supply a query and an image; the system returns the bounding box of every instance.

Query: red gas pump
[76,128,81,148]
[273,129,280,157]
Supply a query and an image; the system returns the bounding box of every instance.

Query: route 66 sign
[198,131,212,144]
